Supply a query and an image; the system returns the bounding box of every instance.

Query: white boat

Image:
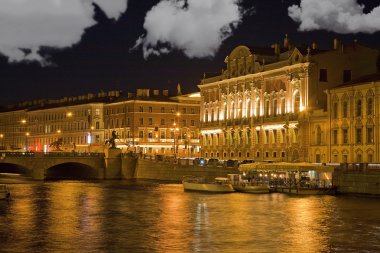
[182,176,235,193]
[0,184,10,200]
[227,174,270,193]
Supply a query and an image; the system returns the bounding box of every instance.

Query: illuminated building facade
[0,91,120,152]
[0,110,28,150]
[199,37,379,162]
[104,89,200,157]
[310,74,380,163]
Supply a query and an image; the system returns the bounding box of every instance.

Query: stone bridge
[0,151,137,180]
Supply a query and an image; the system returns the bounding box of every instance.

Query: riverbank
[134,158,239,182]
[334,166,380,196]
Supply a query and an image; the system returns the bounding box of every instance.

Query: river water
[0,181,380,253]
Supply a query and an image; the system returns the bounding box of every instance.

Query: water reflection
[1,182,380,252]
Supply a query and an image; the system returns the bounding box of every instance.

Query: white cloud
[289,0,380,34]
[0,0,128,64]
[134,0,243,59]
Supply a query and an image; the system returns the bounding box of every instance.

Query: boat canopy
[239,162,335,173]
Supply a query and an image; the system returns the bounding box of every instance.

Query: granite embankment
[334,165,380,195]
[134,158,239,182]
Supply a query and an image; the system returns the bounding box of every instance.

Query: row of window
[315,127,374,145]
[29,121,100,134]
[319,69,351,83]
[105,106,198,115]
[106,118,196,128]
[28,109,100,122]
[105,130,197,140]
[31,135,101,146]
[204,92,300,122]
[332,97,373,119]
[204,151,287,159]
[316,153,372,163]
[203,129,299,146]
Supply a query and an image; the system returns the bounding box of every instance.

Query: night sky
[1,0,380,106]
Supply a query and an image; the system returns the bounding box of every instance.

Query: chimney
[153,90,160,96]
[312,42,318,50]
[272,44,280,55]
[127,92,134,98]
[334,38,341,50]
[163,90,169,96]
[283,34,289,48]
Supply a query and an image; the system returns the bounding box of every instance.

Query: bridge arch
[0,163,32,177]
[45,162,99,180]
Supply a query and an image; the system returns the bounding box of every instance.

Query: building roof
[332,72,380,89]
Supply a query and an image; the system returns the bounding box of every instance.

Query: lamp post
[283,124,289,162]
[0,134,4,149]
[175,112,181,157]
[25,132,30,151]
[89,126,94,153]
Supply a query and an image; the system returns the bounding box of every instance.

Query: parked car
[207,158,219,166]
[194,158,206,166]
[226,159,238,168]
[240,160,255,164]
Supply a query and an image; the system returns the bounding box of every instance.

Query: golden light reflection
[155,185,192,253]
[280,198,329,252]
[46,183,102,251]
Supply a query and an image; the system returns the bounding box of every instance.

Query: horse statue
[49,138,63,151]
[105,130,118,149]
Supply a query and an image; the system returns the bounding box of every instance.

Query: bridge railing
[0,152,35,157]
[43,152,105,157]
[0,152,105,158]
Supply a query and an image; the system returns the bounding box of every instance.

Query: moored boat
[227,174,270,193]
[182,176,235,193]
[272,186,336,195]
[0,184,10,200]
[239,162,337,196]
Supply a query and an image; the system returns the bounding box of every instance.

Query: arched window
[265,100,270,116]
[273,98,278,116]
[294,91,300,113]
[342,100,348,118]
[224,102,227,120]
[281,97,286,114]
[238,100,243,118]
[333,102,338,119]
[256,98,261,117]
[367,97,373,116]
[246,99,251,117]
[356,99,362,117]
[231,102,235,119]
[316,126,322,145]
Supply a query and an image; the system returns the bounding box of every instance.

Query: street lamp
[89,126,94,153]
[174,112,181,157]
[0,134,4,149]
[25,132,30,151]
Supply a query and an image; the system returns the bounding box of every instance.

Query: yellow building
[0,109,28,150]
[310,73,380,163]
[104,89,200,157]
[0,91,120,152]
[198,37,379,162]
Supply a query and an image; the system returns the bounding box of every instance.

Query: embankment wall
[135,159,239,182]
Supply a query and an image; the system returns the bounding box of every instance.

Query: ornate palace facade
[198,38,379,162]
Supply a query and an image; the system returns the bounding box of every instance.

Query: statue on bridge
[49,138,63,151]
[105,131,118,149]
